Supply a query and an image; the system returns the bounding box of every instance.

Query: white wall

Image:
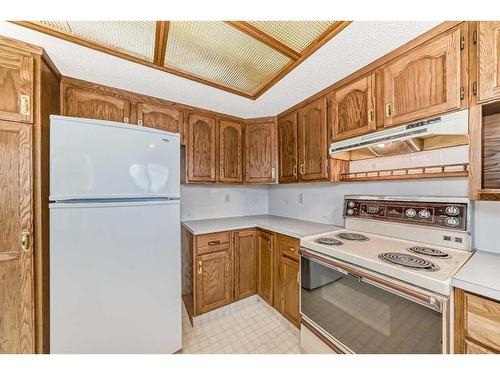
[473,201,500,254]
[180,185,268,221]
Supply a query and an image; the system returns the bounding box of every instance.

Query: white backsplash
[180,184,268,221]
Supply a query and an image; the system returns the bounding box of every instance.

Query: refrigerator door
[50,115,180,201]
[50,200,181,353]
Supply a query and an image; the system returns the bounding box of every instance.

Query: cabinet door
[219,120,243,183]
[298,98,329,181]
[0,45,33,123]
[64,85,131,123]
[382,26,461,127]
[195,249,233,315]
[280,256,300,327]
[257,231,274,305]
[478,21,500,103]
[244,120,277,183]
[278,112,298,183]
[234,230,257,300]
[273,234,299,312]
[331,74,376,141]
[0,122,34,353]
[187,113,217,182]
[136,102,184,142]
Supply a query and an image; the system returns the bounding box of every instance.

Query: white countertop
[452,250,500,301]
[181,214,340,238]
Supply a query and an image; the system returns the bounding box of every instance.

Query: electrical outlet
[225,194,230,203]
[298,193,304,204]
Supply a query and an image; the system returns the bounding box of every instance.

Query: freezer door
[50,200,181,353]
[50,115,180,200]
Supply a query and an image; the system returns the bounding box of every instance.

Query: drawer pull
[289,247,296,252]
[208,240,221,246]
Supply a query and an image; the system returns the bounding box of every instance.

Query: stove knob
[445,217,460,227]
[347,201,356,208]
[346,209,354,216]
[418,209,431,219]
[405,208,417,218]
[445,205,460,216]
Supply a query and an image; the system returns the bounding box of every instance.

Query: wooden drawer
[278,234,300,262]
[465,293,500,352]
[465,339,496,354]
[195,231,230,255]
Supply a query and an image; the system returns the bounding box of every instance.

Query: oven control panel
[344,199,468,230]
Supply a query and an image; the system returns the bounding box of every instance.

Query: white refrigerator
[49,115,181,354]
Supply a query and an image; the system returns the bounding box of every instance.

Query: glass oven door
[300,251,445,354]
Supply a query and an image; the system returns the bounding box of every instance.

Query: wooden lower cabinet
[234,230,257,300]
[454,288,500,353]
[279,257,300,327]
[257,230,274,305]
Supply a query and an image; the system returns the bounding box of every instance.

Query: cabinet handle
[20,232,31,251]
[289,247,296,252]
[211,167,215,180]
[297,271,300,285]
[368,109,374,123]
[208,240,220,246]
[198,261,202,275]
[20,95,30,116]
[220,166,224,179]
[123,117,129,123]
[138,119,143,126]
[271,167,276,180]
[300,164,305,175]
[385,103,392,118]
[292,165,297,176]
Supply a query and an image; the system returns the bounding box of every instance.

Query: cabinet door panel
[280,257,300,327]
[257,231,274,305]
[478,21,500,102]
[383,27,461,127]
[219,120,243,183]
[64,86,131,123]
[196,249,232,314]
[331,74,376,141]
[245,120,276,183]
[0,45,33,123]
[137,103,184,142]
[278,113,298,183]
[234,230,257,300]
[187,113,216,182]
[298,98,328,181]
[0,122,34,353]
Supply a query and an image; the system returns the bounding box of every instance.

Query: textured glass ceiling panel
[248,21,334,52]
[165,21,291,95]
[39,21,156,61]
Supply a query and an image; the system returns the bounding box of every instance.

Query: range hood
[329,109,469,159]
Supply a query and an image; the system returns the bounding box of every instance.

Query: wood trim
[153,21,170,66]
[278,21,462,118]
[224,21,301,60]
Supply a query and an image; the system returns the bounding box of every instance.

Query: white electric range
[299,195,473,354]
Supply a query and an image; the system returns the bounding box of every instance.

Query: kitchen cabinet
[477,21,500,103]
[280,256,300,327]
[278,112,298,183]
[382,26,462,127]
[244,118,277,183]
[297,98,329,181]
[330,73,376,141]
[233,230,257,300]
[257,230,274,305]
[454,288,500,353]
[136,102,184,142]
[63,84,132,124]
[0,44,33,124]
[219,120,243,183]
[186,113,217,183]
[0,122,34,353]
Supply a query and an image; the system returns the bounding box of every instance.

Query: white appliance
[300,195,473,354]
[49,115,181,354]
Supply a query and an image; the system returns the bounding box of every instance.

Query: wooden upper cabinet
[330,74,376,141]
[297,98,329,181]
[187,113,217,182]
[382,26,462,127]
[257,231,274,306]
[233,230,257,301]
[0,45,34,124]
[0,122,34,353]
[278,112,298,183]
[478,21,500,103]
[219,120,243,183]
[245,119,277,183]
[136,102,184,138]
[64,85,131,124]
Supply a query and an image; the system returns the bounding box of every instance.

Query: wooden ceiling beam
[153,21,170,66]
[224,21,301,60]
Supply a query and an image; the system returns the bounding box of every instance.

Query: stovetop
[300,228,473,295]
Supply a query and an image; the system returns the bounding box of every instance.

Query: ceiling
[13,21,349,99]
[0,21,440,118]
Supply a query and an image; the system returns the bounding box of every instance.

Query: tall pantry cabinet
[0,35,60,354]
